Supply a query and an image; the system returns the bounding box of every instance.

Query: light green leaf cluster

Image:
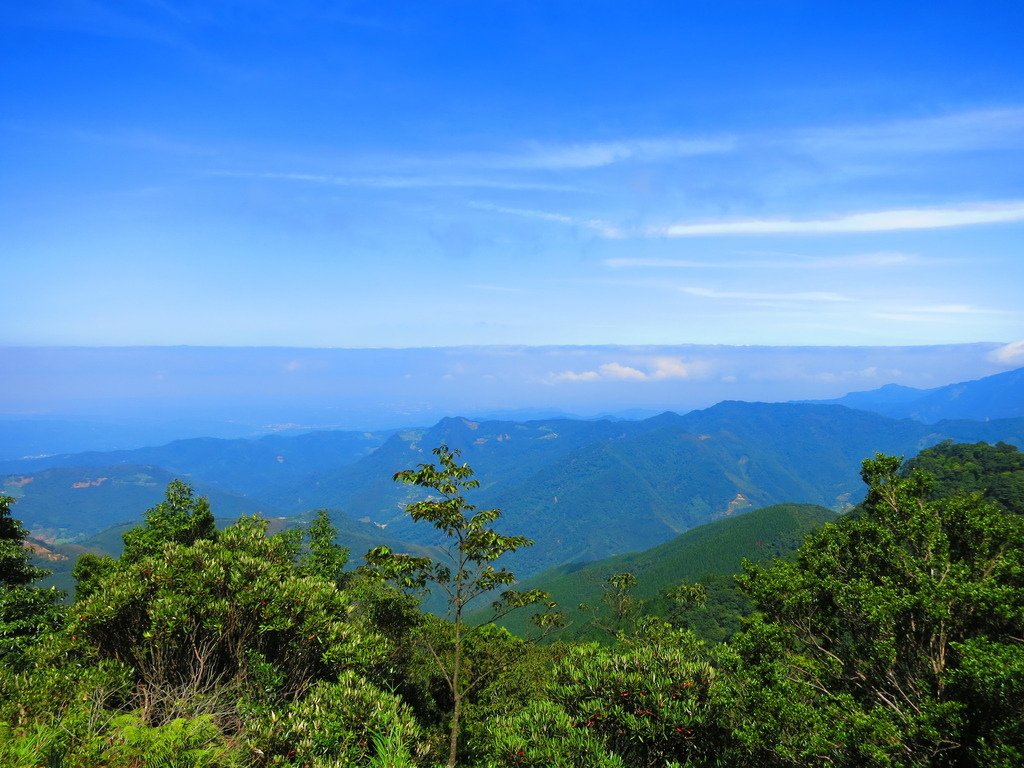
[484,620,736,767]
[247,670,426,767]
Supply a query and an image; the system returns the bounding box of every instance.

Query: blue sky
[3,1,1024,352]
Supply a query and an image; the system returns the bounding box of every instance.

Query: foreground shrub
[244,670,428,767]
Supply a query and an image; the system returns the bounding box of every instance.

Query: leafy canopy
[734,452,1024,766]
[363,443,557,768]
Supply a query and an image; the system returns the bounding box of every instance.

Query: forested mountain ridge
[904,439,1024,513]
[281,401,1024,574]
[804,365,1024,422]
[0,428,390,493]
[6,401,1024,578]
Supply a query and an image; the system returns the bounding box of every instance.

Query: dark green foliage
[300,508,350,585]
[662,573,749,642]
[0,494,47,587]
[0,495,63,667]
[101,713,241,768]
[245,670,424,767]
[71,552,117,601]
[592,572,642,637]
[75,514,388,725]
[904,440,1024,514]
[1,480,432,766]
[485,620,738,767]
[733,453,1024,766]
[121,479,217,563]
[4,440,1024,767]
[483,699,626,767]
[0,586,64,669]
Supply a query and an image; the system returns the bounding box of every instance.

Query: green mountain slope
[496,502,837,640]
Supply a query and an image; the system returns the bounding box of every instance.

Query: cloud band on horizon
[650,201,1024,237]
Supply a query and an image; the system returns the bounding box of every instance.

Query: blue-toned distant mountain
[804,366,1024,422]
[7,396,1024,579]
[265,403,1024,575]
[0,429,390,498]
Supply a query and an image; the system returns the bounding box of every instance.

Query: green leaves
[366,444,556,767]
[487,620,734,767]
[74,504,392,726]
[121,480,217,564]
[366,444,547,623]
[247,670,426,767]
[734,452,1024,765]
[0,495,48,588]
[0,495,63,668]
[301,509,350,586]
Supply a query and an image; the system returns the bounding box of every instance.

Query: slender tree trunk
[447,686,461,768]
[447,617,463,768]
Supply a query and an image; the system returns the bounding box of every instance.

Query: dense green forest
[2,442,1023,766]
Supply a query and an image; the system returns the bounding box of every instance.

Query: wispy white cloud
[598,362,648,381]
[605,251,915,270]
[470,202,625,238]
[485,108,1021,171]
[648,357,708,380]
[896,304,996,314]
[465,106,1024,178]
[479,136,737,170]
[681,287,852,303]
[548,369,601,383]
[871,304,1013,323]
[207,170,577,193]
[796,107,1024,156]
[547,357,709,384]
[871,313,964,324]
[650,201,1024,237]
[482,197,1024,242]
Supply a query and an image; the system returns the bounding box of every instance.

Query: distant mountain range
[315,403,1022,575]
[803,366,1024,422]
[5,366,1023,579]
[0,429,390,498]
